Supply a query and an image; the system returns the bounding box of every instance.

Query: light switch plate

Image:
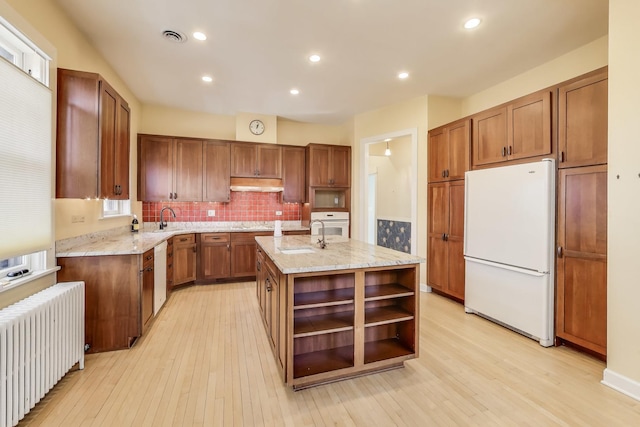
[207,210,215,217]
[275,211,282,216]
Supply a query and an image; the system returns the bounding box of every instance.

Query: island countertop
[255,235,424,274]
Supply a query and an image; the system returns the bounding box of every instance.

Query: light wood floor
[20,282,640,426]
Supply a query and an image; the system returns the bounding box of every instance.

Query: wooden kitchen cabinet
[57,68,130,199]
[556,165,607,357]
[282,146,306,203]
[137,135,203,201]
[57,254,144,353]
[427,180,465,301]
[230,141,282,178]
[198,233,231,280]
[306,144,351,187]
[428,118,470,182]
[230,232,272,278]
[558,69,608,169]
[141,249,154,334]
[472,90,551,167]
[173,234,197,287]
[203,140,231,202]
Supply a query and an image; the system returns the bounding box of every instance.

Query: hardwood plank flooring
[19,282,640,426]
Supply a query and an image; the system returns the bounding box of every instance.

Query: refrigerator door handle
[464,256,547,277]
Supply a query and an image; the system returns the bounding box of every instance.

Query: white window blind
[0,57,52,260]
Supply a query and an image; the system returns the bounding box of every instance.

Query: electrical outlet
[207,210,215,217]
[275,211,282,216]
[71,215,85,223]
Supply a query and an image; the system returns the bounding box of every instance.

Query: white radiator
[0,281,85,427]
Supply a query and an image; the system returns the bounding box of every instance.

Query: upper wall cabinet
[282,146,306,203]
[306,144,351,187]
[558,69,608,169]
[138,135,230,202]
[204,140,231,202]
[230,142,282,178]
[472,90,551,167]
[428,119,470,182]
[57,68,130,199]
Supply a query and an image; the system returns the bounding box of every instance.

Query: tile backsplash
[142,192,301,223]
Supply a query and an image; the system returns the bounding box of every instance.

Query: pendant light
[384,140,391,156]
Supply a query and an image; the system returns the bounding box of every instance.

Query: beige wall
[139,104,236,140]
[353,95,428,283]
[606,0,640,392]
[6,0,144,242]
[462,36,608,117]
[277,118,350,147]
[427,96,464,130]
[369,138,412,221]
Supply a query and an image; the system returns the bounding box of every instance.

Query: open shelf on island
[365,306,414,327]
[364,283,415,301]
[294,311,354,338]
[294,288,354,309]
[364,320,415,364]
[364,339,414,364]
[293,345,355,378]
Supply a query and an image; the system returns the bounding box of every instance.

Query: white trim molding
[602,368,640,402]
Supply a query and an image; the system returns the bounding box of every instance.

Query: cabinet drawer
[175,233,196,244]
[201,233,230,243]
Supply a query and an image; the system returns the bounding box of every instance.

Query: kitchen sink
[279,247,315,255]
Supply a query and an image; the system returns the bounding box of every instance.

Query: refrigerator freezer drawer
[464,258,553,346]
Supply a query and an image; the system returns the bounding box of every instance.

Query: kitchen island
[255,235,424,389]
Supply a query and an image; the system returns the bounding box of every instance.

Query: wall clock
[249,119,265,135]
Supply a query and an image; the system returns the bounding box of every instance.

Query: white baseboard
[602,368,640,402]
[420,283,431,293]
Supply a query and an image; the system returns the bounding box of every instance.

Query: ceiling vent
[162,30,187,43]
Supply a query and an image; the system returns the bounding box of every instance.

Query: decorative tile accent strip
[377,219,411,254]
[142,192,301,223]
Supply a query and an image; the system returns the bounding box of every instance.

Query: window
[0,15,51,288]
[102,199,131,218]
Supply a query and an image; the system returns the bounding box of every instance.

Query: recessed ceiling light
[309,54,321,63]
[193,31,207,41]
[202,75,213,83]
[398,72,409,79]
[290,89,300,95]
[464,18,481,29]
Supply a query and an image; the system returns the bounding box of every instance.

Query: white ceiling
[54,0,608,125]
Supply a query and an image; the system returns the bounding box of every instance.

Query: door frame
[359,128,418,255]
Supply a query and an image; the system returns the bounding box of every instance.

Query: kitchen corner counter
[56,223,309,257]
[255,235,425,274]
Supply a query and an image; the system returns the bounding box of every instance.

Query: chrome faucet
[311,219,327,249]
[159,207,176,230]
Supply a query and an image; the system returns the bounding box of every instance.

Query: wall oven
[310,212,349,237]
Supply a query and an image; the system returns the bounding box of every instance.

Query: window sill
[100,214,132,220]
[0,267,60,293]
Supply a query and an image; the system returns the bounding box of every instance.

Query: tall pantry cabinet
[555,68,608,358]
[427,119,470,301]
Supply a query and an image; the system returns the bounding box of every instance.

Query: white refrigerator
[464,159,555,346]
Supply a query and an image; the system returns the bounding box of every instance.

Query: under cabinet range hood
[229,177,284,192]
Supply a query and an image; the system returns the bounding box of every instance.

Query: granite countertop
[56,222,309,257]
[256,235,425,274]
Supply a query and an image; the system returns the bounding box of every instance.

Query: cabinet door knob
[169,193,173,200]
[174,192,178,199]
[445,169,449,178]
[508,146,512,156]
[502,147,506,157]
[557,246,563,258]
[560,151,565,163]
[442,233,446,241]
[441,170,446,178]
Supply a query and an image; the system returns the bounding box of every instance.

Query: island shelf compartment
[294,305,354,338]
[364,321,415,364]
[293,330,354,378]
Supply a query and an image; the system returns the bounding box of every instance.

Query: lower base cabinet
[57,254,147,353]
[141,249,155,334]
[173,234,197,287]
[256,245,419,389]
